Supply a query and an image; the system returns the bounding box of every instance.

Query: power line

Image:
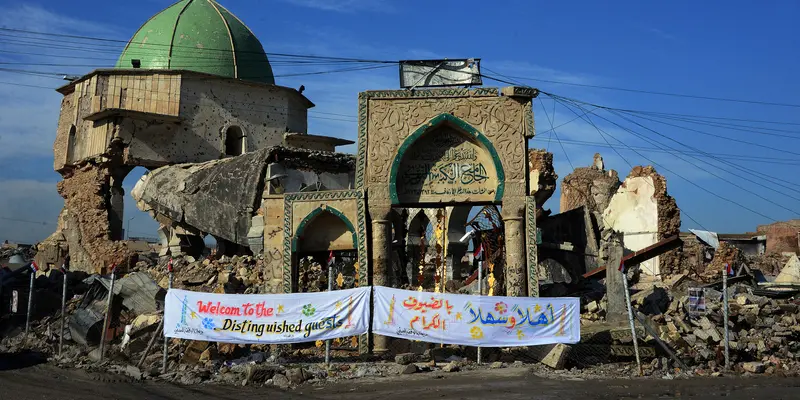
[481,69,716,228]
[548,94,793,220]
[0,28,398,64]
[546,92,800,157]
[603,106,800,199]
[0,81,54,89]
[537,97,574,170]
[530,137,800,165]
[486,69,800,109]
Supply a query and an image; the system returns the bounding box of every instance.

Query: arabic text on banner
[372,286,580,347]
[164,287,370,344]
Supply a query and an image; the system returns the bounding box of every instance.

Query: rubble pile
[51,164,136,274]
[700,242,744,282]
[139,254,268,295]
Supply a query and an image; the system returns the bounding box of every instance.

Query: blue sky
[0,0,798,244]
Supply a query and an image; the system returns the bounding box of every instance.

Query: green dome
[115,0,275,84]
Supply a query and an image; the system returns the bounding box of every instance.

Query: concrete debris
[774,255,800,284]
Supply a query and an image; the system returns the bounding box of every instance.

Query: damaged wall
[559,153,620,215]
[602,166,680,278]
[40,164,135,274]
[53,70,312,171]
[757,220,800,255]
[528,149,557,215]
[133,146,355,253]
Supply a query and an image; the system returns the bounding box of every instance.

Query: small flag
[473,243,484,261]
[30,261,39,272]
[618,260,626,273]
[327,251,335,267]
[725,263,734,276]
[167,258,174,273]
[110,263,118,274]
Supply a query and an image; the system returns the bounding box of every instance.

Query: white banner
[164,287,370,344]
[373,286,580,347]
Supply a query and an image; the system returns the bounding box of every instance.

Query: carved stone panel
[393,124,500,204]
[358,88,530,201]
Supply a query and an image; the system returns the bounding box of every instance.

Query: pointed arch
[388,113,505,204]
[292,206,357,252]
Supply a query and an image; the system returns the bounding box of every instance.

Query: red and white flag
[473,243,484,261]
[30,261,39,272]
[327,251,335,267]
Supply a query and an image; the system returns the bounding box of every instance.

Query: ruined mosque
[35,0,688,352]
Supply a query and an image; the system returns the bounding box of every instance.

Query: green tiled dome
[115,0,275,84]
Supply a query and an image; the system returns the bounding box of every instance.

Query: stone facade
[53,70,311,171]
[356,87,537,299]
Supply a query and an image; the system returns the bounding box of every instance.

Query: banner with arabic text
[372,286,580,347]
[164,287,370,344]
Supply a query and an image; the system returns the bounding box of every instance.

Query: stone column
[503,195,527,297]
[503,216,527,297]
[369,201,392,353]
[602,230,626,323]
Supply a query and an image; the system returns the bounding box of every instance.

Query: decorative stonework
[282,190,367,293]
[524,99,535,138]
[356,88,526,193]
[388,113,505,204]
[526,196,539,297]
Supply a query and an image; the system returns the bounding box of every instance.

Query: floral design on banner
[201,317,215,330]
[494,302,508,315]
[470,326,484,339]
[302,304,316,317]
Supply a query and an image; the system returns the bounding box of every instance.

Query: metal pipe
[162,269,173,374]
[622,270,642,375]
[99,267,116,362]
[138,316,164,369]
[325,259,333,365]
[477,259,483,365]
[633,311,691,373]
[723,267,730,370]
[25,269,34,336]
[59,268,67,356]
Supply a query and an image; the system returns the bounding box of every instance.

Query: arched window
[66,125,77,163]
[224,126,245,156]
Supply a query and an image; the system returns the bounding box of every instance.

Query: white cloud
[0,4,119,36]
[489,60,597,86]
[278,0,394,13]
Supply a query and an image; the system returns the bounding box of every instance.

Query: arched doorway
[291,206,360,352]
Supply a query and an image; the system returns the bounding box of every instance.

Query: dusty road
[1,354,799,399]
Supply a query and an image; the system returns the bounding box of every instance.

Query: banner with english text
[372,286,580,347]
[164,287,370,344]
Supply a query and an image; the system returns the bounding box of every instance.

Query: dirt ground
[2,352,800,400]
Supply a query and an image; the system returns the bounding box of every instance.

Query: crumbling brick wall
[54,164,135,273]
[757,220,800,255]
[528,149,557,215]
[704,241,742,280]
[627,166,682,275]
[559,154,620,215]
